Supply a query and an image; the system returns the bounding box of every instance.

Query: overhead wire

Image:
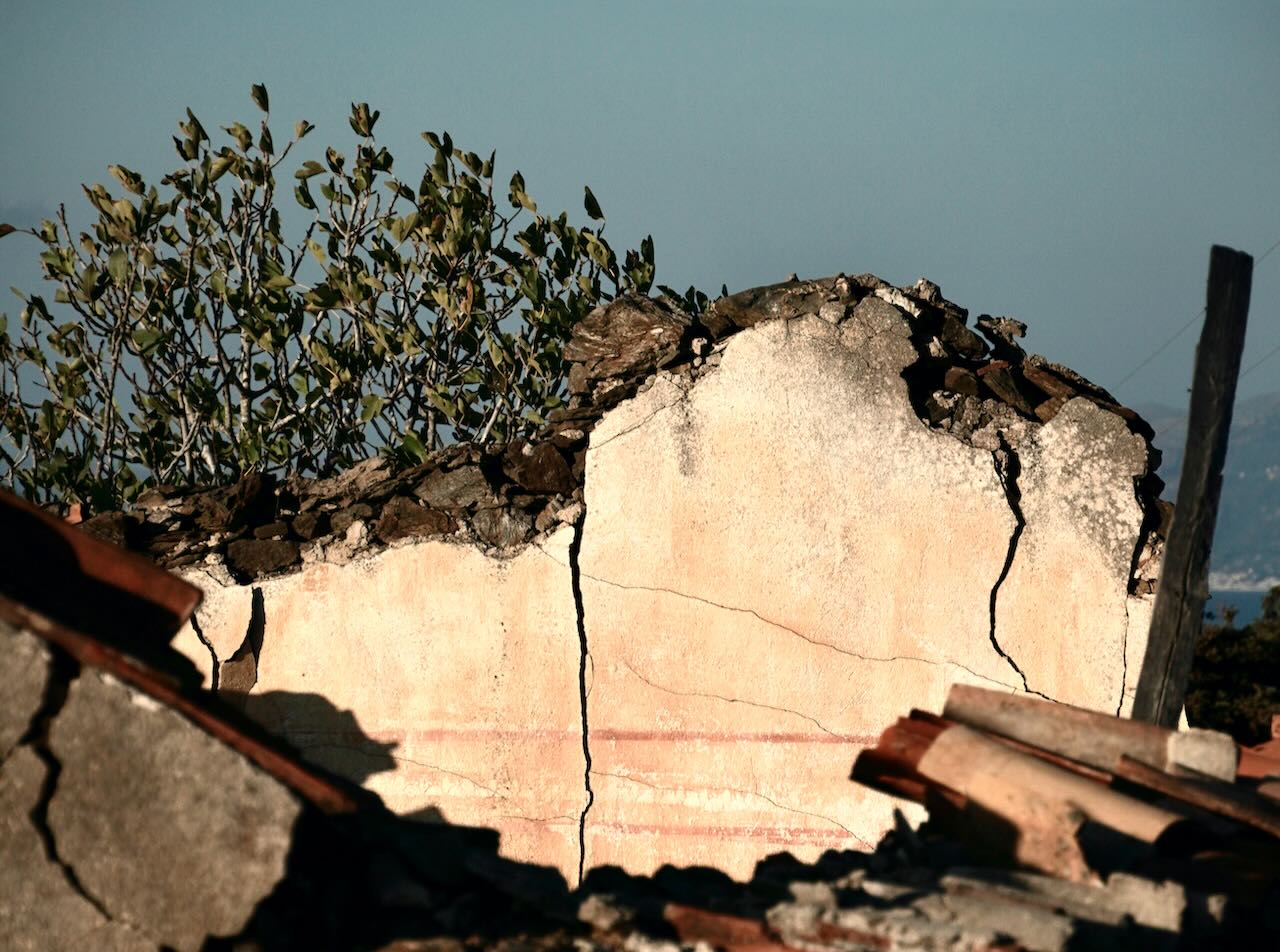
[1110,236,1280,441]
[1115,235,1280,391]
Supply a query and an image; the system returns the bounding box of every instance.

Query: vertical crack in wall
[567,516,594,888]
[988,436,1043,697]
[190,612,219,690]
[19,647,113,920]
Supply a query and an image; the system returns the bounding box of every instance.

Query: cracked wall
[158,274,1161,884]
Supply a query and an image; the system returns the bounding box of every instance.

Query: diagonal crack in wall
[18,647,115,922]
[567,515,594,888]
[988,435,1049,699]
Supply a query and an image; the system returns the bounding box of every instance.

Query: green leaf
[295,160,324,179]
[294,119,314,139]
[210,154,235,182]
[131,327,164,353]
[251,83,269,112]
[400,429,426,462]
[107,248,129,284]
[225,122,253,151]
[583,186,603,221]
[108,165,144,195]
[359,394,385,422]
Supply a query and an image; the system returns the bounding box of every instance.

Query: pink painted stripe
[589,822,858,846]
[289,727,876,745]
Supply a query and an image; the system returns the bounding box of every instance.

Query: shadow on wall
[234,690,400,787]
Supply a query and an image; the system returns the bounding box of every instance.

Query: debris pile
[841,684,1280,947]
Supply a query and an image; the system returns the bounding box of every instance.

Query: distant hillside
[1139,392,1280,590]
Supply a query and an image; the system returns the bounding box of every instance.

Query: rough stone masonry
[77,272,1166,884]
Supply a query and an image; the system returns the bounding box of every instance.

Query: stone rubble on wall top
[71,269,1166,590]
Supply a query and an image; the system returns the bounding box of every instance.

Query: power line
[1153,323,1280,441]
[1115,308,1204,389]
[1116,236,1280,390]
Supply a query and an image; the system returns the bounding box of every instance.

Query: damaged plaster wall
[146,273,1163,883]
[174,527,587,880]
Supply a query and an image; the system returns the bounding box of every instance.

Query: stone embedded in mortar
[562,294,690,391]
[226,538,301,579]
[472,507,533,549]
[252,520,290,540]
[331,503,375,535]
[502,441,576,496]
[290,510,330,540]
[414,465,501,510]
[194,471,277,532]
[375,495,455,543]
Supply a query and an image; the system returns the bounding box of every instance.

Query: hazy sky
[2,0,1277,413]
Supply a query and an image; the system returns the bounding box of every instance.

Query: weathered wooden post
[1132,245,1253,727]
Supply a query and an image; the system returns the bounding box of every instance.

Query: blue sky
[2,0,1278,411]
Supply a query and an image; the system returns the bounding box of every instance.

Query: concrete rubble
[46,271,1177,881]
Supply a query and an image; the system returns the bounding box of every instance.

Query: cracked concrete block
[46,669,301,950]
[993,399,1152,710]
[0,621,51,762]
[579,316,1024,878]
[179,528,586,881]
[172,569,257,688]
[0,745,154,952]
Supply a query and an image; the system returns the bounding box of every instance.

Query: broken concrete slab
[175,528,587,882]
[0,744,154,952]
[0,621,50,763]
[46,669,302,950]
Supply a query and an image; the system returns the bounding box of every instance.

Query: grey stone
[943,366,981,396]
[471,508,532,548]
[0,745,155,951]
[48,670,302,950]
[414,465,500,510]
[0,622,50,763]
[375,496,455,543]
[502,441,575,495]
[331,503,375,535]
[289,510,330,540]
[563,294,690,383]
[976,314,1028,362]
[78,511,141,549]
[252,520,290,540]
[225,538,301,579]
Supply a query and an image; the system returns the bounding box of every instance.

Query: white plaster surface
[177,529,586,881]
[577,315,1027,878]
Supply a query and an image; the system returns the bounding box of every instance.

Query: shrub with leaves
[0,85,676,510]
